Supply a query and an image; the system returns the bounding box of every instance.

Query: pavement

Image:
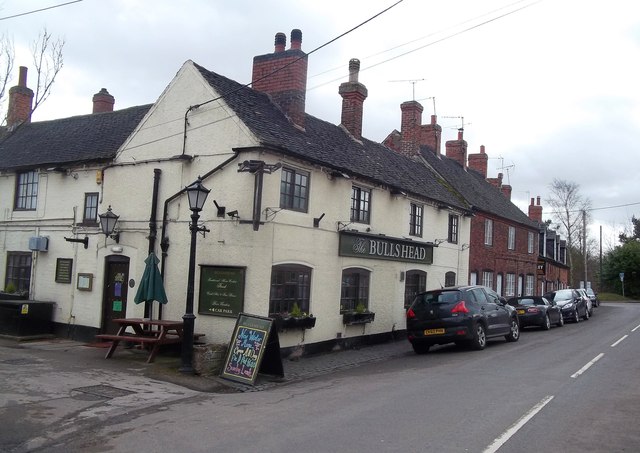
[0,335,412,394]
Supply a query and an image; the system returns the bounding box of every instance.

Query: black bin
[0,300,55,337]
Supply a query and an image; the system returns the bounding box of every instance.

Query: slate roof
[193,62,470,212]
[419,148,539,229]
[0,105,152,171]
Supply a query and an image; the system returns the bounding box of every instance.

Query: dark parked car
[543,289,589,322]
[586,288,599,307]
[506,296,563,330]
[406,285,520,354]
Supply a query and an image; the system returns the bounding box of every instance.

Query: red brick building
[385,106,541,297]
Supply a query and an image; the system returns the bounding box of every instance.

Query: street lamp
[98,205,120,243]
[180,178,210,374]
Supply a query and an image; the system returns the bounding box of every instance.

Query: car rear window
[413,290,462,306]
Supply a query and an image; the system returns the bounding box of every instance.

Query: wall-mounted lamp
[227,210,239,219]
[98,205,120,243]
[313,213,325,228]
[213,200,226,217]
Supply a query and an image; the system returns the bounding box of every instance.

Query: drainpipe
[158,151,239,320]
[144,168,162,319]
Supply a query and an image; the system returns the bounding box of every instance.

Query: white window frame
[482,271,493,289]
[508,226,516,250]
[527,231,534,254]
[484,219,493,246]
[525,275,535,296]
[505,273,516,297]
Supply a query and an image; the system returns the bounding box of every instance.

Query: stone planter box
[193,343,228,376]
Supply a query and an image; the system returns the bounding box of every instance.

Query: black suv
[406,285,520,354]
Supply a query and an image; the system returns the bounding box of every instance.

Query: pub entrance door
[101,255,130,334]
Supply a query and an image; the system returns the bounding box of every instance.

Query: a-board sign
[198,266,245,317]
[220,313,283,386]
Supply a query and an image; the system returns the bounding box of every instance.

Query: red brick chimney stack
[6,66,34,129]
[400,100,423,157]
[420,114,442,155]
[501,183,512,200]
[92,88,115,113]
[468,145,488,177]
[252,29,308,129]
[339,58,368,140]
[528,196,543,222]
[445,128,468,168]
[487,172,503,188]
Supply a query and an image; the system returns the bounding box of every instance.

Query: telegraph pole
[583,210,588,289]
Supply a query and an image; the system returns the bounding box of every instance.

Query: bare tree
[0,34,14,109]
[0,28,64,123]
[546,179,591,285]
[30,28,65,115]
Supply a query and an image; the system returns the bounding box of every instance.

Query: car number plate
[517,309,525,315]
[424,328,445,335]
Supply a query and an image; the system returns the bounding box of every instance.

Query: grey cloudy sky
[2,0,639,248]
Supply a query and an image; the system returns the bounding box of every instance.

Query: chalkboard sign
[221,313,283,385]
[198,266,245,317]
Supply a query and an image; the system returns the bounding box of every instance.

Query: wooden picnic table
[95,318,185,363]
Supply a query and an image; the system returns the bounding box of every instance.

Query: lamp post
[180,178,210,374]
[98,205,120,243]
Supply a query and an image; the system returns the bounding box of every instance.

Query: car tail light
[451,301,469,314]
[406,308,416,319]
[527,308,540,313]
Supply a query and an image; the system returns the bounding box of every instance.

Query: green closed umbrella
[134,252,168,307]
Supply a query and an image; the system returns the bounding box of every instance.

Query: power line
[0,0,84,21]
[194,0,404,110]
[308,0,542,92]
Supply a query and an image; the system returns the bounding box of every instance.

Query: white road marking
[483,395,554,453]
[611,335,628,347]
[632,324,640,332]
[571,353,605,378]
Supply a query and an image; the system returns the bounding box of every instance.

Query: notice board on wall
[198,266,245,317]
[220,313,283,386]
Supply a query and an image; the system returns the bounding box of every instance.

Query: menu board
[220,313,283,385]
[55,258,73,284]
[198,266,245,317]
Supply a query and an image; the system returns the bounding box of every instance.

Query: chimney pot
[290,29,302,50]
[537,195,541,206]
[274,32,286,52]
[480,145,485,154]
[457,128,464,140]
[18,66,28,87]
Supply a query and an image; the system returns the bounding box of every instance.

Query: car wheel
[411,342,430,354]
[542,314,551,331]
[583,307,590,321]
[557,313,564,327]
[470,323,487,350]
[506,318,520,342]
[573,309,580,323]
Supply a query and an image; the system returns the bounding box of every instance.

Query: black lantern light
[180,178,210,374]
[98,205,120,243]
